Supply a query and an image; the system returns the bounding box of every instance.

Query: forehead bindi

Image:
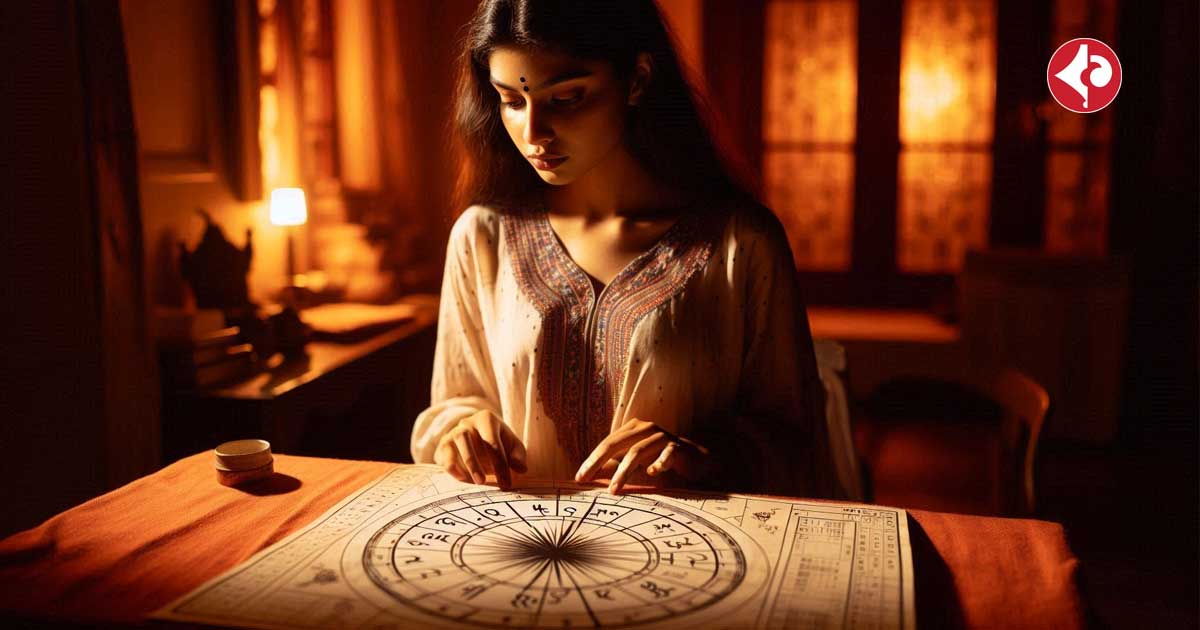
[488,50,594,93]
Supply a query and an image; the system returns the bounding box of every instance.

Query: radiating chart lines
[363,489,746,628]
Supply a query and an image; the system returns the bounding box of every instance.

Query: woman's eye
[500,90,582,111]
[551,91,584,106]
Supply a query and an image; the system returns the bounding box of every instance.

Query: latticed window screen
[763,0,1113,278]
[762,0,858,271]
[763,0,998,274]
[897,0,996,273]
[1043,0,1117,255]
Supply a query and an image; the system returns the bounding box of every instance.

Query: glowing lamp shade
[269,188,307,226]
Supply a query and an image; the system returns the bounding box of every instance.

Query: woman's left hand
[574,418,710,494]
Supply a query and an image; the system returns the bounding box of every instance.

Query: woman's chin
[537,170,573,185]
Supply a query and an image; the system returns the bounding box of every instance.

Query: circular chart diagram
[357,488,754,629]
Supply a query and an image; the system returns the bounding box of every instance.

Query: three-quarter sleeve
[410,209,503,464]
[701,209,847,499]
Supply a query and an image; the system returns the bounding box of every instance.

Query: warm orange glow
[899,0,995,145]
[902,65,962,134]
[897,0,996,272]
[764,152,856,270]
[270,188,308,226]
[257,0,286,195]
[762,0,858,271]
[333,0,382,191]
[764,1,857,143]
[259,85,281,188]
[258,17,277,75]
[657,0,704,76]
[897,151,991,272]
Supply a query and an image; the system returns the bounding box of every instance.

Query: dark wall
[1111,1,1199,440]
[1,2,108,536]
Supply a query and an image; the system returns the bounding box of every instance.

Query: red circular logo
[1047,37,1122,113]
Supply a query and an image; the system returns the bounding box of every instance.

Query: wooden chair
[854,365,1050,516]
[813,338,865,502]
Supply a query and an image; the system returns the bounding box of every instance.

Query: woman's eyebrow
[489,68,593,92]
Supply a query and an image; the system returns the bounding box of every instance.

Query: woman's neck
[542,146,688,221]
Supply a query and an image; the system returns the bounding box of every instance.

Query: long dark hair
[450,0,755,212]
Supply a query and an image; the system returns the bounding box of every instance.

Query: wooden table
[161,298,438,463]
[0,453,1087,629]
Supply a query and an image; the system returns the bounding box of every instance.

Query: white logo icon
[1052,42,1114,109]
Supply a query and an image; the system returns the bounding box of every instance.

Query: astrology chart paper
[154,465,915,630]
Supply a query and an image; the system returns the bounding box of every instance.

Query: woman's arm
[697,208,848,500]
[410,209,505,464]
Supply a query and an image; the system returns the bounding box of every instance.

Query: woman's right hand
[434,410,528,489]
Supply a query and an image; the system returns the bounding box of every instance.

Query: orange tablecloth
[0,452,1085,628]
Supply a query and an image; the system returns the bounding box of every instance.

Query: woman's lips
[530,155,568,170]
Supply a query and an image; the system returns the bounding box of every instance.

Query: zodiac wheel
[361,488,747,628]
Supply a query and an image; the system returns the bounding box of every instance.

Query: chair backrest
[975,368,1051,515]
[870,363,1051,515]
[960,249,1126,443]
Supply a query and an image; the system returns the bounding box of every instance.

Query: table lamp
[267,187,310,354]
[269,187,307,282]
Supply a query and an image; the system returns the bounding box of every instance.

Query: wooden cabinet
[162,304,437,463]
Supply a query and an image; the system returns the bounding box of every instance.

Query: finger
[451,431,481,484]
[609,434,666,494]
[576,425,654,483]
[597,458,621,478]
[646,440,677,476]
[465,428,501,483]
[454,430,486,485]
[486,424,512,490]
[447,447,471,482]
[435,442,470,482]
[500,423,529,473]
[574,424,635,483]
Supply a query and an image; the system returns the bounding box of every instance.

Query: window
[762,1,858,271]
[757,0,1116,305]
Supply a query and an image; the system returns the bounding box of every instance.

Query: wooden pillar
[989,0,1051,248]
[851,0,903,301]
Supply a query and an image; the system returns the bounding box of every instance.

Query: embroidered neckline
[534,196,699,304]
[502,196,724,466]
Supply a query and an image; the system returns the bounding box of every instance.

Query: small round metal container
[214,439,274,486]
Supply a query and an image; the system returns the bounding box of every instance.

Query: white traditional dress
[411,194,857,499]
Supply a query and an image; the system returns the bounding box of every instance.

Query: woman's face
[488,46,638,186]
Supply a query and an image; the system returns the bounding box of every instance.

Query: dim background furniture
[161,298,437,464]
[812,338,865,502]
[960,250,1129,443]
[854,364,1050,517]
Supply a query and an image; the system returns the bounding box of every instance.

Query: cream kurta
[411,196,853,499]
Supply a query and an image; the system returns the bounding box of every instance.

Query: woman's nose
[523,103,555,146]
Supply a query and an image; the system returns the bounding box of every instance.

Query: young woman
[411,0,853,500]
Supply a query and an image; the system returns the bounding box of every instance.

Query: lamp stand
[285,227,296,281]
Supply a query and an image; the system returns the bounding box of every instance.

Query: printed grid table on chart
[765,506,906,629]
